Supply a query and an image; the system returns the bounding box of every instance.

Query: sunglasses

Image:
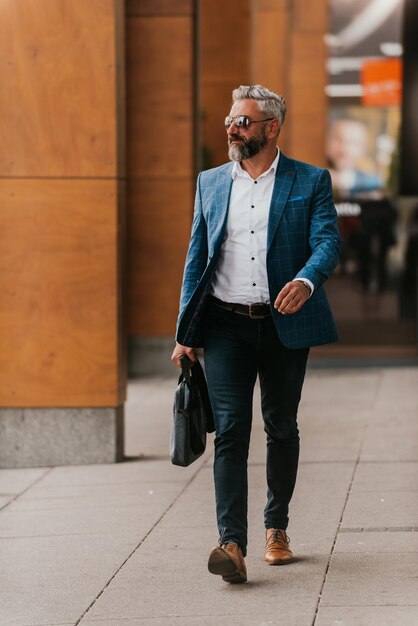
[224,115,275,130]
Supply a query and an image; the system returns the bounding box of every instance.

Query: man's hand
[171,342,197,368]
[274,281,310,315]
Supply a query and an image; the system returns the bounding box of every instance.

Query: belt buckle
[248,303,267,319]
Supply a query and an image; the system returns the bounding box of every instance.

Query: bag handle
[179,354,192,382]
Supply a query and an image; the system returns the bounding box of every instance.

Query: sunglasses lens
[225,116,251,129]
[236,116,249,129]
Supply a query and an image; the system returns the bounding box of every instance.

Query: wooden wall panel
[288,6,328,166]
[200,82,234,169]
[250,0,290,154]
[250,0,289,95]
[250,0,328,165]
[200,0,250,167]
[0,0,126,408]
[126,0,193,16]
[0,180,123,407]
[126,9,195,337]
[127,179,193,335]
[0,0,122,178]
[126,17,193,178]
[200,0,249,82]
[293,0,328,32]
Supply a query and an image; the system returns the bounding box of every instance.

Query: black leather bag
[170,356,214,467]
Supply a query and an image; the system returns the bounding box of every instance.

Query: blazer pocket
[287,199,305,211]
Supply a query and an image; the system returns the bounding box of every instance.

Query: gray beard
[228,142,252,161]
[228,132,268,162]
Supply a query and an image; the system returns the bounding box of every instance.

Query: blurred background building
[1,0,417,468]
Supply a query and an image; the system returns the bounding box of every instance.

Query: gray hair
[232,85,287,126]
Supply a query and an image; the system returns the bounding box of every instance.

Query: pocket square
[288,195,303,202]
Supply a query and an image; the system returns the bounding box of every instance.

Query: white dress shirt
[211,149,313,305]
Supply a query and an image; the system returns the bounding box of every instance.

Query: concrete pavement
[1,366,418,625]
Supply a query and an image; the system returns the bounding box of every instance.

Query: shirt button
[251,257,255,260]
[251,205,255,208]
[251,230,254,234]
[254,181,257,184]
[252,283,256,286]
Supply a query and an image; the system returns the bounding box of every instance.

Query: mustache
[228,134,247,143]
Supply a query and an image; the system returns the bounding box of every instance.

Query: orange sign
[361,58,402,106]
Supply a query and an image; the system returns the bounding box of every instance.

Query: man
[171,85,340,584]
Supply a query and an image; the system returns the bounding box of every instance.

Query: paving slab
[361,410,418,461]
[12,623,74,626]
[31,457,209,488]
[0,495,13,509]
[8,481,183,513]
[0,459,214,626]
[341,462,418,529]
[341,490,418,529]
[286,462,354,546]
[2,367,418,626]
[125,376,178,459]
[348,462,418,492]
[315,605,418,626]
[329,531,418,553]
[320,555,418,606]
[319,532,418,608]
[0,534,139,626]
[301,369,381,409]
[0,467,49,494]
[372,368,418,413]
[297,409,368,463]
[81,609,315,626]
[0,490,184,538]
[155,472,218,530]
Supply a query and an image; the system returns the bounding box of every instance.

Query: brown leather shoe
[208,542,247,583]
[264,529,293,565]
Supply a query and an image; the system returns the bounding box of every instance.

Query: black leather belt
[210,296,271,319]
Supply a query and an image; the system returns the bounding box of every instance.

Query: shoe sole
[208,547,247,583]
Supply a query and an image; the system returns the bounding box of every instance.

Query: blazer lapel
[267,153,296,252]
[210,164,233,255]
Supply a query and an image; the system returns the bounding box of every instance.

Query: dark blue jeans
[202,299,309,557]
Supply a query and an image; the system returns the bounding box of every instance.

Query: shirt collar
[231,147,280,180]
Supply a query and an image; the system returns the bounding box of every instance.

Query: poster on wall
[326,105,400,202]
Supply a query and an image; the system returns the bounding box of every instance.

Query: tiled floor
[1,367,418,626]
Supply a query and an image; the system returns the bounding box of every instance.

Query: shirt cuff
[294,277,314,298]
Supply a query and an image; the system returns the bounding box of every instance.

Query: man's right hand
[171,342,197,368]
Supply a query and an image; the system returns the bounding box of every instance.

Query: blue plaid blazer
[176,153,341,349]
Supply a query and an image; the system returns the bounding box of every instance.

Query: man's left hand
[274,281,310,315]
